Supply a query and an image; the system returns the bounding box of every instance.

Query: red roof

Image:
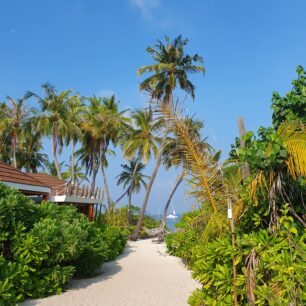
[27,173,65,194]
[0,162,50,188]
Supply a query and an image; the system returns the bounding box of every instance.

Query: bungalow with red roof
[0,162,103,220]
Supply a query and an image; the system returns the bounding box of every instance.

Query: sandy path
[22,239,200,306]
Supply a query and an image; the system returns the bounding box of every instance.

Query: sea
[151,214,182,231]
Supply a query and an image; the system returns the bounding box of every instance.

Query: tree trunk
[71,140,75,184]
[116,189,129,204]
[91,166,98,191]
[51,127,62,179]
[130,138,167,240]
[160,172,184,232]
[101,165,112,210]
[128,191,132,226]
[12,130,17,168]
[237,117,250,182]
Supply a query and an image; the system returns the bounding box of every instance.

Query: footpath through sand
[22,239,200,306]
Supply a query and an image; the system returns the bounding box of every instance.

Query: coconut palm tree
[81,95,129,209]
[131,35,205,239]
[0,95,32,168]
[0,102,12,164]
[78,95,103,191]
[27,83,79,179]
[123,108,162,164]
[62,164,89,184]
[66,95,84,184]
[119,108,161,209]
[116,159,150,225]
[17,129,49,172]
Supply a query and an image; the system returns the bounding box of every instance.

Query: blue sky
[1,0,306,214]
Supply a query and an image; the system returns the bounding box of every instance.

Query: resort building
[0,161,103,220]
[0,161,51,200]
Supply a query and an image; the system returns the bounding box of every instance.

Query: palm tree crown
[137,35,205,103]
[123,108,162,164]
[116,159,149,195]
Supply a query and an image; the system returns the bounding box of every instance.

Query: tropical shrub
[0,184,126,304]
[166,67,306,305]
[100,205,160,238]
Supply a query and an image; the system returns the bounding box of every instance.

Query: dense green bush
[99,205,160,238]
[166,67,306,305]
[0,184,126,304]
[167,207,306,305]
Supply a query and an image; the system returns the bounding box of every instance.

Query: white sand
[22,239,200,306]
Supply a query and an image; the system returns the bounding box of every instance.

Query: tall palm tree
[123,108,162,164]
[81,95,129,209]
[120,108,161,213]
[0,103,12,164]
[27,83,79,179]
[116,159,149,226]
[17,129,49,172]
[66,95,84,184]
[78,95,103,191]
[131,35,205,239]
[0,95,31,168]
[100,96,129,209]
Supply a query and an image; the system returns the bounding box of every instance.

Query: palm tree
[81,95,129,209]
[123,108,162,164]
[0,95,31,168]
[66,95,84,184]
[45,160,65,177]
[0,103,12,164]
[62,164,89,184]
[137,35,205,105]
[17,129,49,172]
[131,35,205,239]
[27,83,79,179]
[78,95,103,191]
[100,95,129,209]
[116,159,149,225]
[120,108,161,214]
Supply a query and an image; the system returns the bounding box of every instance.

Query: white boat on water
[166,208,178,219]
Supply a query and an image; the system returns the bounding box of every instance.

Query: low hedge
[0,183,126,305]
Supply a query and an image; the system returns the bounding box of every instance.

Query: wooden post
[228,199,238,306]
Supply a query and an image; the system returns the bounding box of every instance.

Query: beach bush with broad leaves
[0,184,126,304]
[166,67,306,305]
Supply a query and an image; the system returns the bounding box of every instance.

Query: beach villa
[0,161,103,220]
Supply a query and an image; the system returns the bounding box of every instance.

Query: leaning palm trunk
[51,127,62,179]
[160,171,184,237]
[128,191,132,226]
[115,189,129,204]
[130,138,166,240]
[101,165,112,210]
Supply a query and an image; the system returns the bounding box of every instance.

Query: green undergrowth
[0,184,126,305]
[99,205,160,238]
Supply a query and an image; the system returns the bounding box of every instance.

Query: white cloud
[130,0,160,19]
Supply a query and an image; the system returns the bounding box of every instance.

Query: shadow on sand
[21,244,136,306]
